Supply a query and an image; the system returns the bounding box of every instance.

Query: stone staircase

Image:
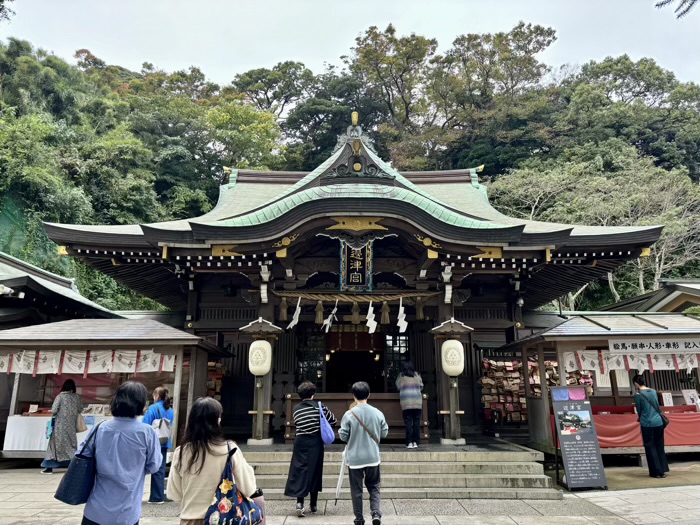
[241,441,562,501]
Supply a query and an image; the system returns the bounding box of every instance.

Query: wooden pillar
[171,347,184,450]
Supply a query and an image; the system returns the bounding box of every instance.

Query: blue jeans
[149,447,167,502]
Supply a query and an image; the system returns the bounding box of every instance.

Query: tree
[656,0,699,17]
[0,0,14,22]
[490,140,700,307]
[233,61,314,118]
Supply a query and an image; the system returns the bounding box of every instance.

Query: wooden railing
[284,392,430,444]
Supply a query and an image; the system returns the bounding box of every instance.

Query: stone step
[252,461,544,476]
[243,450,542,463]
[259,487,563,501]
[253,473,553,489]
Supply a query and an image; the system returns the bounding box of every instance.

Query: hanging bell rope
[351,301,361,324]
[315,300,324,325]
[279,297,288,322]
[416,297,425,320]
[380,301,390,325]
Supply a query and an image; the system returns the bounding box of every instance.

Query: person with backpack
[633,375,670,479]
[167,397,260,525]
[284,381,337,517]
[142,386,174,504]
[339,381,389,525]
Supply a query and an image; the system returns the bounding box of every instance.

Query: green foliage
[3,23,700,311]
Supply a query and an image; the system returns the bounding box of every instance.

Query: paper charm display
[366,301,377,334]
[322,299,339,333]
[287,297,302,330]
[397,297,407,333]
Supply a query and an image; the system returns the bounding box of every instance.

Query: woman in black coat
[284,381,336,517]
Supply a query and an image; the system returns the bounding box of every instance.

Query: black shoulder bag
[638,391,669,429]
[54,421,104,505]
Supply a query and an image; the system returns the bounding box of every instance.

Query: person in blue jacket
[142,386,174,503]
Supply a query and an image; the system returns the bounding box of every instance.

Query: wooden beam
[417,250,438,279]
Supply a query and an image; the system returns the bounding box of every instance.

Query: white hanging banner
[626,354,648,374]
[678,353,699,373]
[609,339,700,353]
[36,352,59,375]
[14,351,36,375]
[0,354,12,373]
[161,354,175,372]
[136,350,160,373]
[287,297,302,330]
[112,350,137,373]
[61,351,86,374]
[86,350,114,374]
[397,297,407,333]
[563,352,578,372]
[366,301,377,334]
[576,351,605,374]
[322,299,339,334]
[607,353,628,371]
[648,353,676,371]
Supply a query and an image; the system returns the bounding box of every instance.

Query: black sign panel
[551,386,607,490]
[340,242,373,291]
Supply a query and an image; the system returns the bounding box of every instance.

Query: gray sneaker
[296,503,305,517]
[372,512,382,525]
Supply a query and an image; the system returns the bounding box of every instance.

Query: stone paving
[0,468,699,524]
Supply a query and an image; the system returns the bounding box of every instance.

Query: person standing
[80,381,162,525]
[41,379,82,474]
[633,375,669,479]
[396,361,423,449]
[284,381,337,517]
[167,397,258,525]
[339,381,389,525]
[142,386,175,504]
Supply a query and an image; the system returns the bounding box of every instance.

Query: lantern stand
[430,317,474,444]
[240,317,283,445]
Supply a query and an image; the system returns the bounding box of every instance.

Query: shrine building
[44,113,662,443]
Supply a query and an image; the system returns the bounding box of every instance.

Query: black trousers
[641,425,669,477]
[402,409,421,445]
[348,465,381,522]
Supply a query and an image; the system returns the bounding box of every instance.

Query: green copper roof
[210,184,510,230]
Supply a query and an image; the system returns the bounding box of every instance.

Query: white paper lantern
[249,340,272,376]
[441,339,464,377]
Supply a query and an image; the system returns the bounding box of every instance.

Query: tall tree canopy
[2,22,700,310]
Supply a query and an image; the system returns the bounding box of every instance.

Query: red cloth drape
[594,414,700,447]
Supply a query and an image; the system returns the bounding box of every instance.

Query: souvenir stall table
[495,313,700,456]
[0,319,206,458]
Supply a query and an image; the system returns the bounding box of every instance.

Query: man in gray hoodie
[339,381,389,525]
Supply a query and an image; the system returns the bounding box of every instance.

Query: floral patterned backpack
[204,443,264,525]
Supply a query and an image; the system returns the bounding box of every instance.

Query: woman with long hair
[167,397,257,525]
[633,375,669,478]
[284,381,337,517]
[81,381,162,525]
[142,386,175,503]
[41,379,82,474]
[396,361,423,449]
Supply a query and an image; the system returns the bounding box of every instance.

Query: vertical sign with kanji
[340,241,373,291]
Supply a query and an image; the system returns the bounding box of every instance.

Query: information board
[551,386,607,490]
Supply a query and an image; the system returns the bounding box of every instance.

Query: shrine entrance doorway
[325,350,384,394]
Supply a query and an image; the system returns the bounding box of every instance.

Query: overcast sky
[3,0,699,84]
